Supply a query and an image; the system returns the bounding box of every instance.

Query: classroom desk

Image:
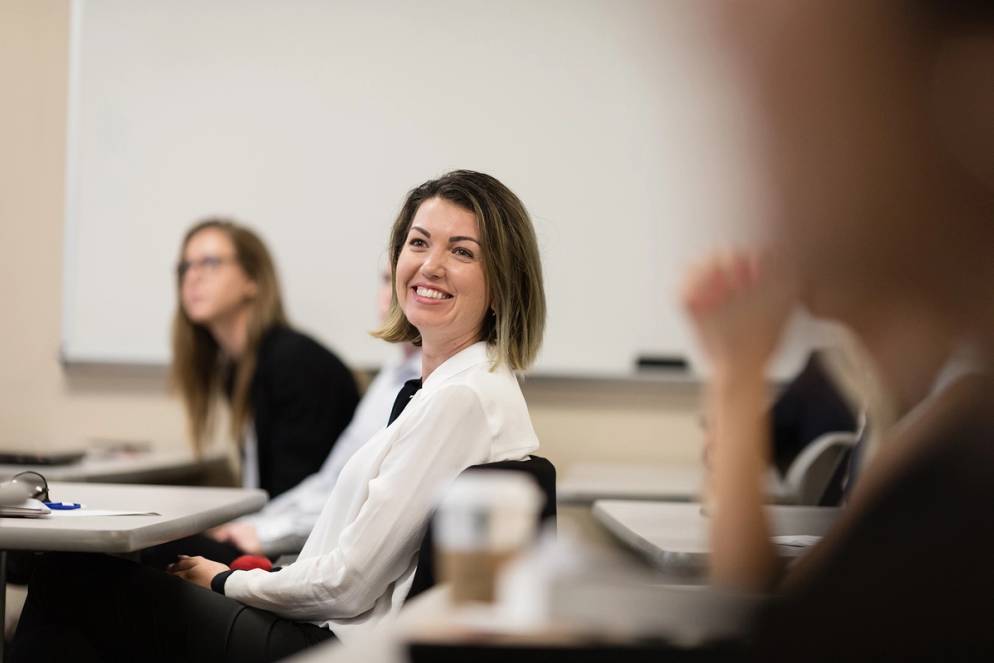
[592,500,839,576]
[0,447,229,485]
[0,482,265,661]
[0,481,265,552]
[558,462,790,505]
[287,585,744,663]
[285,588,678,663]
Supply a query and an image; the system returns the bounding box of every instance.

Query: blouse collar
[422,341,492,390]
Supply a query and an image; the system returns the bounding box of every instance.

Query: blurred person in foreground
[684,1,994,659]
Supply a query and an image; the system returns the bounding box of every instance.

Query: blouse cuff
[211,569,236,595]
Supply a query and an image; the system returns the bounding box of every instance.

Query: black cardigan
[243,325,359,498]
[771,352,857,477]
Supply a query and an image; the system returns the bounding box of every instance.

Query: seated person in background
[701,349,860,506]
[208,267,421,557]
[145,219,361,567]
[11,169,547,662]
[770,350,858,478]
[173,218,360,498]
[683,1,994,659]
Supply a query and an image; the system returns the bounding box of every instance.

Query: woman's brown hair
[171,218,287,453]
[373,170,546,371]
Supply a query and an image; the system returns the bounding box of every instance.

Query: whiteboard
[63,0,789,375]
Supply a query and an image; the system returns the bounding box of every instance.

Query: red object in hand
[229,555,273,572]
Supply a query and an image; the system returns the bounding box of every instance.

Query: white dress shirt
[240,424,260,490]
[238,351,422,555]
[223,342,540,640]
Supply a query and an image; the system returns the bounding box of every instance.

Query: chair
[405,454,557,601]
[782,431,859,505]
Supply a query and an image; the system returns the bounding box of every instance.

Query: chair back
[405,454,557,601]
[783,431,858,505]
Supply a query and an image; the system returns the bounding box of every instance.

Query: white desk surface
[558,462,791,505]
[0,482,266,553]
[593,499,839,574]
[0,447,228,484]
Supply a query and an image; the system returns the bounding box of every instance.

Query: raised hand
[681,250,798,378]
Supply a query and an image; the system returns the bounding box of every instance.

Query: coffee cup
[434,470,542,604]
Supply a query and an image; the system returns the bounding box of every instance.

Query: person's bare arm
[682,251,796,592]
[708,368,779,590]
[207,522,264,555]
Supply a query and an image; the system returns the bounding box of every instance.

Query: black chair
[405,455,557,601]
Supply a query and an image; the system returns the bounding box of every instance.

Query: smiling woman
[10,171,548,663]
[393,198,491,376]
[375,169,546,375]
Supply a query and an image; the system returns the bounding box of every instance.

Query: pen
[44,502,82,510]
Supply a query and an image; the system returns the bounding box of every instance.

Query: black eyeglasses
[12,470,49,502]
[176,255,236,279]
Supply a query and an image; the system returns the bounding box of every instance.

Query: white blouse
[223,342,540,640]
[240,424,259,490]
[238,351,422,555]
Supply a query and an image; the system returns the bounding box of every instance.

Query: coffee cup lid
[439,470,542,512]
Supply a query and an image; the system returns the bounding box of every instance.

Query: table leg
[1,550,7,663]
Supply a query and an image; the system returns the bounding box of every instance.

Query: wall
[0,0,702,473]
[63,0,758,375]
[0,0,188,454]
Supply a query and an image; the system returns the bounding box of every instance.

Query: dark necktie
[388,379,422,426]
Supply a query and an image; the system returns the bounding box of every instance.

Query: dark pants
[9,552,334,663]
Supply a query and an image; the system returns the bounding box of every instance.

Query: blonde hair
[373,170,546,371]
[170,218,287,453]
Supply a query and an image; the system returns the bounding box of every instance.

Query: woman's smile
[411,284,454,302]
[394,197,489,351]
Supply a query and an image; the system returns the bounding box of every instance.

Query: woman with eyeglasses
[10,170,547,662]
[149,219,360,563]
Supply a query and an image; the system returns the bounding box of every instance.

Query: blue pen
[44,502,82,510]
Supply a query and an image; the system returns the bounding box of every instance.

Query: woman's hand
[681,250,798,379]
[167,555,230,590]
[207,522,264,556]
[682,249,797,592]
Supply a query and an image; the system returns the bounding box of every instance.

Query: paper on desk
[48,509,160,517]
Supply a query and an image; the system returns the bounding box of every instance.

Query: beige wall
[0,0,703,473]
[0,0,188,454]
[524,379,703,470]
